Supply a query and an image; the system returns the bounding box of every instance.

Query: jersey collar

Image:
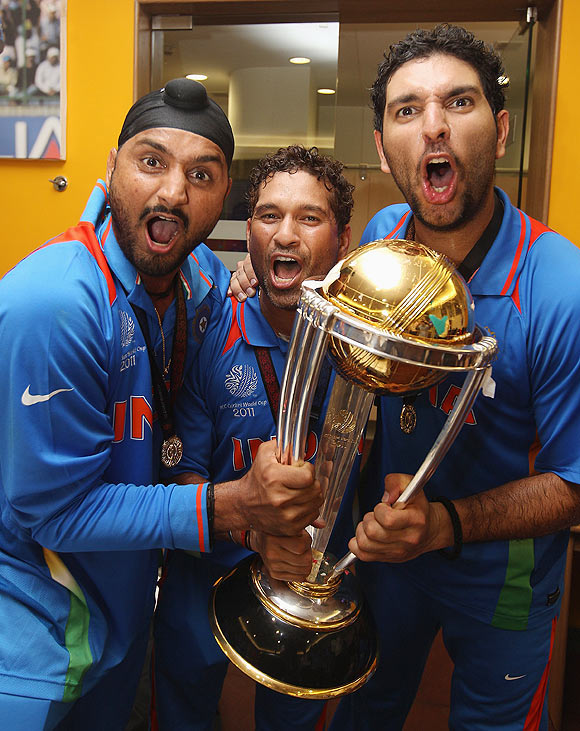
[466,188,529,297]
[235,290,290,350]
[398,187,527,298]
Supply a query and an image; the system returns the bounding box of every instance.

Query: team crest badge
[192,303,211,343]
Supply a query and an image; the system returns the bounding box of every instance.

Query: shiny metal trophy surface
[210,239,498,698]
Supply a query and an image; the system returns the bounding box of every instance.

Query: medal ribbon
[254,347,331,430]
[130,277,187,452]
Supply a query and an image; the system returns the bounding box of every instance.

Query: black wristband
[244,529,253,551]
[432,496,462,560]
[206,482,214,550]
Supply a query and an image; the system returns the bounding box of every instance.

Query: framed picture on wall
[0,0,66,159]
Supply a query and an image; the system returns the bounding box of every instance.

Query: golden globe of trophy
[210,240,498,698]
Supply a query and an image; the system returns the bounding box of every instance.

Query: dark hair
[371,24,507,133]
[246,145,354,234]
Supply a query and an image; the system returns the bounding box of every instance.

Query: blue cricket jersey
[167,289,362,567]
[0,181,228,701]
[360,188,580,630]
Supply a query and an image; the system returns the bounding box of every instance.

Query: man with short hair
[0,81,321,730]
[230,25,580,731]
[329,24,580,730]
[154,145,357,730]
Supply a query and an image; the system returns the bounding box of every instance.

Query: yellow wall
[1,0,577,276]
[548,0,579,244]
[0,0,134,274]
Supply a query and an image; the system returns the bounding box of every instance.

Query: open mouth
[422,154,457,204]
[146,215,180,247]
[426,158,454,193]
[272,256,302,286]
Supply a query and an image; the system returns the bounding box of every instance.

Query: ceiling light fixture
[289,57,311,65]
[186,73,208,81]
[317,88,336,95]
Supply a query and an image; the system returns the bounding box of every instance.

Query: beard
[250,247,313,313]
[383,138,497,233]
[108,173,219,278]
[259,277,300,311]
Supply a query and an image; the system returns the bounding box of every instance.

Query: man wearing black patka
[0,79,321,730]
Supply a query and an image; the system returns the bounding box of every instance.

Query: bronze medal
[400,402,417,434]
[161,434,183,468]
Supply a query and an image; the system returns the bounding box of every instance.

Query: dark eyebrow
[254,203,329,217]
[386,93,421,113]
[446,85,482,99]
[386,85,482,112]
[253,203,279,216]
[301,204,328,216]
[135,138,169,154]
[134,138,223,165]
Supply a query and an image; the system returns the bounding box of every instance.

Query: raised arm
[227,253,257,301]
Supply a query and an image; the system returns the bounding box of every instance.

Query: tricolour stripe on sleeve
[195,482,207,553]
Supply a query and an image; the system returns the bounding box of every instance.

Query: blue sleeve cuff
[167,481,212,552]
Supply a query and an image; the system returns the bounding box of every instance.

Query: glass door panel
[151,20,339,268]
[335,21,530,245]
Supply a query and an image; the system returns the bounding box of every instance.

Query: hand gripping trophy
[210,239,498,698]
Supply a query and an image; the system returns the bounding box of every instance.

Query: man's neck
[412,189,496,266]
[258,289,295,339]
[141,272,177,319]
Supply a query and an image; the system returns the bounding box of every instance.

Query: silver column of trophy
[210,239,497,698]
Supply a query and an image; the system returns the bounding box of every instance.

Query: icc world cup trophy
[209,239,498,698]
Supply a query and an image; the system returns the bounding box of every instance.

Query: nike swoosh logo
[21,385,74,406]
[504,673,527,681]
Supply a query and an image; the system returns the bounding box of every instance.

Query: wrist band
[206,483,214,549]
[432,496,462,560]
[244,530,253,551]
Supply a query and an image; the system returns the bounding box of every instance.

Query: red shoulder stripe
[94,181,108,203]
[221,297,242,355]
[385,210,411,240]
[500,210,527,296]
[511,276,522,313]
[527,217,552,250]
[239,299,250,342]
[43,222,116,306]
[506,213,552,311]
[189,252,213,288]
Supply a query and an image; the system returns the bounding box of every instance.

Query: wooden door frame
[134,0,562,221]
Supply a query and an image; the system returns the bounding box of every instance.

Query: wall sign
[0,0,66,159]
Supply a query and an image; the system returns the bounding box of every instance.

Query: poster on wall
[0,0,66,159]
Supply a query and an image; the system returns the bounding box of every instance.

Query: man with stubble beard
[0,81,321,730]
[154,145,361,731]
[329,24,580,731]
[230,26,580,731]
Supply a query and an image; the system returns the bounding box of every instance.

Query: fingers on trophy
[210,239,497,698]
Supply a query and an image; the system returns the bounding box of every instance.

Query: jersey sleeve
[0,245,208,553]
[359,204,410,246]
[524,233,580,484]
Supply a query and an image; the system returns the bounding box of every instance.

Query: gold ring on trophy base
[210,605,378,699]
[287,574,342,599]
[211,545,378,696]
[251,560,360,631]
